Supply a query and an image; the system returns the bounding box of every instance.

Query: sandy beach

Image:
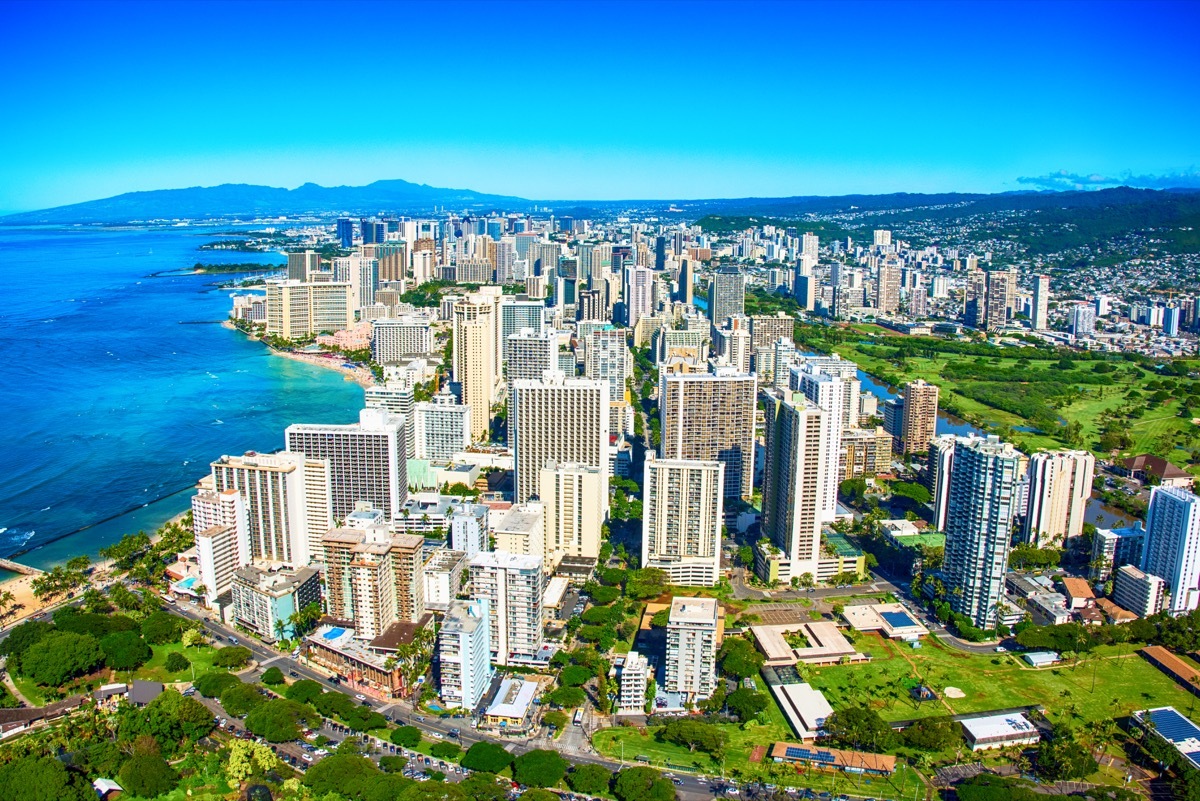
[221,320,375,389]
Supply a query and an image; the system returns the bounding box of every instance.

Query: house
[129,681,164,706]
[1119,454,1194,489]
[1095,597,1138,624]
[93,779,123,799]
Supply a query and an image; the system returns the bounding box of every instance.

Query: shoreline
[221,319,375,389]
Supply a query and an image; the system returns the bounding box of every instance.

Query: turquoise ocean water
[0,224,364,572]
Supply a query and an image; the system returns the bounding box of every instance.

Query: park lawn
[135,640,221,684]
[9,673,47,706]
[805,634,1196,726]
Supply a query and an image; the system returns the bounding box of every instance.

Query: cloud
[1016,169,1200,191]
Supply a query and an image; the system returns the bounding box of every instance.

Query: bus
[572,708,583,727]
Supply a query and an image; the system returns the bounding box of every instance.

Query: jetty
[0,558,43,576]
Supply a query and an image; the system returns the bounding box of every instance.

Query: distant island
[190,262,282,274]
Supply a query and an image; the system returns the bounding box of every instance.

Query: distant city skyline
[2,0,1198,212]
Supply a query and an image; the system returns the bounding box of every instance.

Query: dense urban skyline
[2,0,1199,212]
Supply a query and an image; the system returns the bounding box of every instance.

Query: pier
[0,558,43,576]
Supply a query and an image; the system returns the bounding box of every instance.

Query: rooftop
[1135,707,1200,770]
[960,712,1039,742]
[485,678,539,721]
[470,550,543,571]
[669,596,719,625]
[770,683,833,739]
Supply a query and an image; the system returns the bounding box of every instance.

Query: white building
[642,456,724,587]
[364,382,415,458]
[796,365,846,524]
[371,316,433,363]
[469,551,545,666]
[1142,486,1200,615]
[617,650,650,715]
[758,389,825,584]
[492,504,545,560]
[1113,565,1166,618]
[665,597,718,702]
[504,327,557,383]
[1023,450,1095,548]
[414,390,472,461]
[286,408,406,521]
[423,549,467,612]
[438,597,493,710]
[510,371,609,505]
[449,503,489,558]
[191,488,250,604]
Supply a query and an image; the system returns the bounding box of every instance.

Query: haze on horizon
[2,0,1198,213]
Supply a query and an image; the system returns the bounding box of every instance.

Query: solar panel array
[1146,708,1200,744]
[880,611,916,628]
[784,746,836,763]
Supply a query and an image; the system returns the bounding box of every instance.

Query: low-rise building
[768,742,895,776]
[1113,564,1166,618]
[304,620,430,700]
[960,712,1041,751]
[230,564,321,643]
[480,678,540,733]
[1026,592,1071,626]
[1133,707,1200,770]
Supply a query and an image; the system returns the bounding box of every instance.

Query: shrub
[164,651,190,673]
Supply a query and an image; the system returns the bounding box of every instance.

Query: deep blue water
[0,224,365,569]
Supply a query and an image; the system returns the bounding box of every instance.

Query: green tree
[660,718,728,755]
[903,715,961,750]
[119,754,178,797]
[220,682,267,718]
[725,688,768,722]
[460,742,514,774]
[99,630,151,671]
[548,686,586,708]
[285,678,324,704]
[625,568,668,600]
[822,706,896,751]
[613,766,675,801]
[512,749,568,788]
[1036,727,1099,781]
[214,644,252,668]
[225,740,277,785]
[195,671,242,698]
[559,665,592,687]
[0,755,95,801]
[164,651,190,673]
[140,611,184,644]
[261,666,285,685]
[718,636,765,681]
[390,725,423,748]
[458,772,509,801]
[303,754,381,798]
[568,763,612,794]
[431,742,462,760]
[20,630,104,686]
[543,710,568,731]
[245,699,317,742]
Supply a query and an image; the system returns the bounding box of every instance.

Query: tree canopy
[118,755,178,798]
[220,682,267,718]
[718,636,765,681]
[390,725,423,748]
[613,767,675,801]
[659,718,728,755]
[512,749,568,788]
[100,630,152,671]
[568,763,612,794]
[245,699,317,743]
[20,630,104,686]
[460,742,513,774]
[0,755,95,801]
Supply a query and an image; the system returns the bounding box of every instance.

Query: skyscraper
[796,365,845,524]
[1142,486,1200,615]
[585,327,632,435]
[504,327,557,383]
[469,551,545,666]
[875,259,900,315]
[336,219,355,249]
[758,388,824,583]
[664,597,718,702]
[1031,274,1050,331]
[1022,450,1095,548]
[452,294,499,442]
[414,390,472,461]
[622,264,653,328]
[265,280,353,339]
[942,436,1022,628]
[642,456,725,586]
[539,461,605,570]
[438,598,494,709]
[659,367,757,499]
[709,267,745,325]
[985,268,1016,332]
[900,379,939,455]
[964,268,987,329]
[287,250,322,282]
[510,372,609,505]
[285,408,406,521]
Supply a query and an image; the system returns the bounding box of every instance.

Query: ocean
[0,223,365,571]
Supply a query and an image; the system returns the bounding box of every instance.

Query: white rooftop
[470,550,543,571]
[669,596,718,625]
[485,678,539,720]
[961,712,1038,741]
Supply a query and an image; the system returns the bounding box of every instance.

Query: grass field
[805,633,1197,725]
[135,640,222,684]
[822,331,1200,466]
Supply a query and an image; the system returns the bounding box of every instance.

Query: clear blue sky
[2,0,1198,211]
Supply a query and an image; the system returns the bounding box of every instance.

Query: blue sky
[1,0,1198,211]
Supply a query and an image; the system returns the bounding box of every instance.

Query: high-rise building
[713,319,752,373]
[1164,306,1182,337]
[873,230,892,248]
[985,269,1016,331]
[794,273,816,311]
[363,382,415,459]
[265,280,353,339]
[469,551,545,666]
[796,365,845,524]
[642,456,724,586]
[336,219,355,249]
[287,250,322,282]
[540,461,605,570]
[964,268,987,329]
[1023,450,1095,548]
[660,367,756,499]
[617,650,650,715]
[875,259,900,315]
[942,436,1022,628]
[749,313,794,355]
[585,327,632,435]
[1141,486,1200,615]
[438,598,494,709]
[510,372,609,504]
[1068,303,1097,337]
[210,452,332,566]
[900,379,939,455]
[1031,274,1050,331]
[1112,565,1165,618]
[504,327,557,383]
[414,390,472,461]
[191,488,250,604]
[320,526,427,638]
[449,503,489,558]
[664,597,718,702]
[371,317,433,362]
[709,267,745,326]
[285,408,406,521]
[789,354,861,429]
[622,264,653,328]
[334,254,379,311]
[758,389,824,583]
[499,297,546,345]
[452,294,499,442]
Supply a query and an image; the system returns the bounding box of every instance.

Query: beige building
[510,371,609,505]
[665,597,719,701]
[452,293,499,442]
[660,366,757,499]
[758,389,824,584]
[840,427,895,481]
[321,526,426,640]
[875,259,900,315]
[491,503,545,560]
[265,280,354,340]
[642,456,724,586]
[900,379,939,455]
[469,551,545,666]
[1023,450,1095,547]
[540,461,604,570]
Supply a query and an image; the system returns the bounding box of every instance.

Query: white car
[354,693,367,701]
[301,753,313,763]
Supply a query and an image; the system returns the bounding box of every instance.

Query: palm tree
[274,619,287,644]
